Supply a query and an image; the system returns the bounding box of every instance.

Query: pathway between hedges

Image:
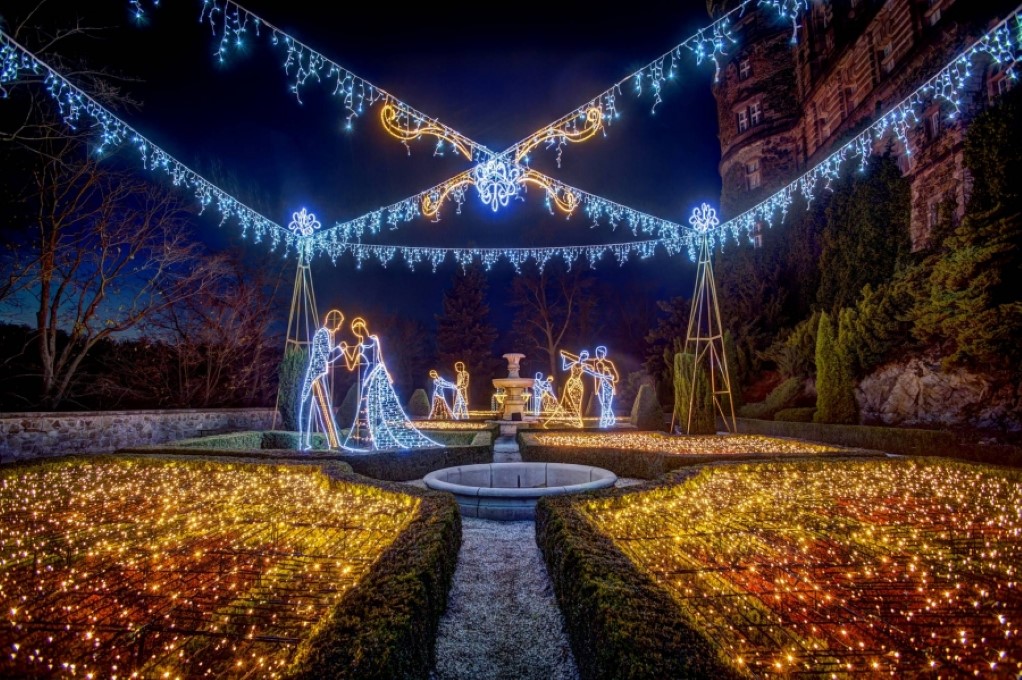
[429,517,580,680]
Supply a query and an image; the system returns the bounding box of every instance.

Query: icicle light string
[714,5,1022,247]
[0,29,691,269]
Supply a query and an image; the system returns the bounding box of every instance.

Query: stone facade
[711,0,1017,248]
[0,408,275,463]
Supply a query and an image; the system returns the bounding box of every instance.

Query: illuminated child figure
[340,317,438,450]
[531,372,557,418]
[297,309,345,451]
[428,369,456,420]
[452,361,469,420]
[582,346,619,428]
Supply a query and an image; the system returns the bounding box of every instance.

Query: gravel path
[430,517,580,680]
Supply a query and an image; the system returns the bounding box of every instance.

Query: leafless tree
[510,260,596,381]
[6,138,225,408]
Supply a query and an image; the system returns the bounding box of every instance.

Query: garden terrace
[0,457,459,679]
[520,431,882,479]
[118,429,494,481]
[539,458,1022,678]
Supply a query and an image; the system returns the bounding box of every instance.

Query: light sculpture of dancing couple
[427,362,469,420]
[546,346,619,428]
[531,372,557,418]
[298,312,438,451]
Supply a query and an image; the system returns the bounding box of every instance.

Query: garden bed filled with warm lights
[520,431,882,478]
[0,457,460,679]
[537,458,1022,679]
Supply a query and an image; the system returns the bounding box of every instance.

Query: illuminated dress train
[341,317,439,451]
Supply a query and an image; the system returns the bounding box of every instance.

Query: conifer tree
[435,265,500,406]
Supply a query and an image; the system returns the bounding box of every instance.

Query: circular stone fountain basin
[424,462,617,521]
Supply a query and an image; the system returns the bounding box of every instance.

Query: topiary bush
[815,311,858,424]
[774,407,817,422]
[407,388,430,418]
[277,345,307,431]
[722,329,745,411]
[737,377,803,420]
[673,352,715,434]
[631,384,665,431]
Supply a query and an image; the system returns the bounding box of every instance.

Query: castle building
[710,0,1018,248]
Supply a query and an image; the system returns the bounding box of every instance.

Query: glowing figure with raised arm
[428,369,456,420]
[532,372,558,418]
[297,310,345,451]
[340,317,439,451]
[581,345,619,428]
[452,361,469,420]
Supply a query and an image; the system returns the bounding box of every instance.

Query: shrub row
[287,468,461,680]
[774,407,817,422]
[121,430,493,481]
[518,433,880,480]
[734,418,1022,467]
[535,474,743,680]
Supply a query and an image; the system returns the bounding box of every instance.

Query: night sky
[4,1,724,338]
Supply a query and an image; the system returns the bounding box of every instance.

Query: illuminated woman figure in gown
[428,369,456,420]
[340,318,439,451]
[544,352,586,428]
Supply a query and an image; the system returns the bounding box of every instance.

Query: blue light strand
[0,30,690,272]
[708,4,1021,250]
[0,30,295,253]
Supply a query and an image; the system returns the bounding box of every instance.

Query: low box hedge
[120,430,493,481]
[535,474,743,680]
[773,407,816,422]
[286,467,461,680]
[734,418,1022,467]
[518,432,882,480]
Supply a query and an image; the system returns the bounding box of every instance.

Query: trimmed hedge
[737,377,802,420]
[119,430,493,481]
[630,384,665,431]
[735,418,1022,467]
[774,407,817,422]
[287,468,461,680]
[535,473,743,680]
[518,432,882,480]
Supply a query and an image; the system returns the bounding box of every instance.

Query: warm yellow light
[380,103,473,160]
[512,106,603,162]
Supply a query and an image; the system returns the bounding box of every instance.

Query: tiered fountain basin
[424,462,617,521]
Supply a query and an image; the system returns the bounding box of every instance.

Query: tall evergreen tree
[673,352,715,435]
[814,311,857,424]
[435,265,500,407]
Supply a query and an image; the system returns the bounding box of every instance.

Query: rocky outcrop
[857,358,1021,431]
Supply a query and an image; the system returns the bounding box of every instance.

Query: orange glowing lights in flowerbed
[531,431,850,455]
[581,459,1022,677]
[0,458,419,679]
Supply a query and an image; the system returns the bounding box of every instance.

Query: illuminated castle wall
[710,0,1018,249]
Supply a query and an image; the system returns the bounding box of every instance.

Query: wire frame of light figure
[359,363,441,450]
[273,244,319,430]
[681,213,737,434]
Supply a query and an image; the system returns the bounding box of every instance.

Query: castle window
[750,102,762,126]
[880,42,895,74]
[745,159,761,191]
[990,67,1014,103]
[926,0,942,26]
[739,59,752,81]
[752,220,764,248]
[737,109,749,133]
[924,110,941,141]
[927,198,940,230]
[897,151,912,174]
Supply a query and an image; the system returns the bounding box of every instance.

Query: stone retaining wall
[0,408,275,463]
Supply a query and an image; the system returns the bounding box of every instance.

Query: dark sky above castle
[4,1,739,330]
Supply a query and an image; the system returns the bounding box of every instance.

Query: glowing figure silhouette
[581,345,619,428]
[545,351,587,428]
[340,317,438,450]
[491,387,505,413]
[297,310,345,451]
[532,372,558,417]
[428,369,456,420]
[452,361,469,420]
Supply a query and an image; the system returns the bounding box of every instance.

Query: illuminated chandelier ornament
[289,208,321,237]
[471,159,525,212]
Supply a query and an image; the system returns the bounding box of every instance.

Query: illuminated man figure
[428,369,456,420]
[532,372,557,418]
[298,309,345,451]
[581,345,619,428]
[452,361,469,420]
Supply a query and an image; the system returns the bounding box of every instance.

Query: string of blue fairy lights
[0,29,691,270]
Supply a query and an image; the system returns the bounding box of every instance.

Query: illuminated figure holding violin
[297,309,345,451]
[531,372,557,418]
[339,317,438,451]
[544,351,587,428]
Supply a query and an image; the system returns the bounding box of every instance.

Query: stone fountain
[492,353,534,422]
